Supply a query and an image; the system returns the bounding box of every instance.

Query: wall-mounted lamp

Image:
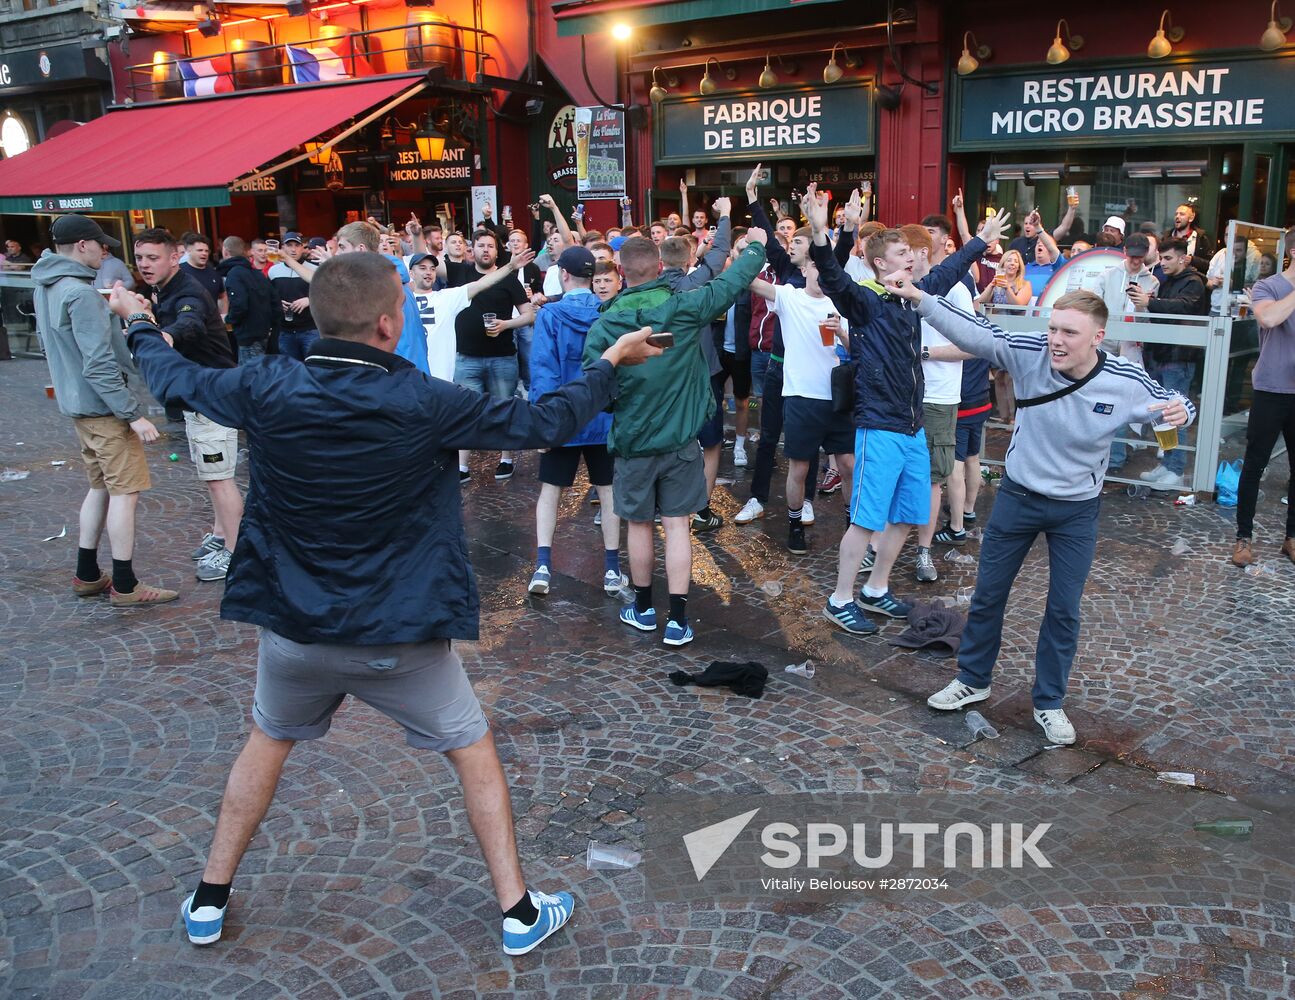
[413,118,446,162]
[611,22,632,42]
[759,53,778,89]
[1261,1,1292,49]
[823,43,855,83]
[305,141,334,166]
[1046,19,1084,64]
[649,66,676,103]
[699,57,735,95]
[957,32,991,75]
[1147,10,1184,58]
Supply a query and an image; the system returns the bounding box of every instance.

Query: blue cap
[608,236,628,251]
[408,252,436,269]
[282,231,304,244]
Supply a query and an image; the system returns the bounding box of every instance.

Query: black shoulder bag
[1014,351,1107,408]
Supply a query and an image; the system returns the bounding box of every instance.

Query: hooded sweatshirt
[32,251,142,422]
[528,288,610,447]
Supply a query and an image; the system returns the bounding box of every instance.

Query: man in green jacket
[584,230,768,646]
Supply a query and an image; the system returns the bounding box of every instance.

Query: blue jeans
[278,328,319,361]
[957,477,1100,710]
[454,354,519,400]
[514,324,533,390]
[750,350,771,398]
[1148,360,1196,476]
[238,341,266,365]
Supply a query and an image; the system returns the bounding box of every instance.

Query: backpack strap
[1015,350,1107,408]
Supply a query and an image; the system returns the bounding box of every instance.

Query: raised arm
[121,318,251,430]
[905,286,1034,375]
[835,188,863,268]
[1052,204,1076,243]
[918,209,1007,296]
[804,185,875,323]
[951,188,973,246]
[538,195,576,249]
[748,277,777,302]
[679,177,690,227]
[462,250,536,301]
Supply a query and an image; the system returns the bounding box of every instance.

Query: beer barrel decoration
[405,12,464,75]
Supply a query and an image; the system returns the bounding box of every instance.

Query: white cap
[1103,216,1127,234]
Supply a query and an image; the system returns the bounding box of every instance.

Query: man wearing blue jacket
[527,246,626,597]
[108,253,661,958]
[804,184,1009,634]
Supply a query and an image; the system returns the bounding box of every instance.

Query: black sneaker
[860,544,876,573]
[858,590,911,618]
[495,461,514,481]
[933,524,968,545]
[963,511,977,523]
[788,522,808,554]
[458,468,470,485]
[692,508,722,531]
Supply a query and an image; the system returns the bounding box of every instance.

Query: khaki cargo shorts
[72,415,151,495]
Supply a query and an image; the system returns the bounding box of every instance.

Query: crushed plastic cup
[586,841,641,870]
[1170,537,1191,556]
[616,584,635,604]
[1,469,30,482]
[964,710,998,740]
[952,588,974,607]
[1174,494,1196,507]
[1157,771,1196,787]
[1244,563,1275,576]
[784,661,815,678]
[760,580,783,597]
[943,549,975,564]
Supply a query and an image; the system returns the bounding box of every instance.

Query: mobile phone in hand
[646,332,675,348]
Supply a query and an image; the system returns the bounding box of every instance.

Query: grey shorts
[613,444,708,522]
[252,629,489,752]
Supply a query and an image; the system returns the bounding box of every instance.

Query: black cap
[50,214,120,248]
[306,237,327,249]
[556,246,596,279]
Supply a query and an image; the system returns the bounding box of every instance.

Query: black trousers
[1236,389,1295,539]
[749,359,819,505]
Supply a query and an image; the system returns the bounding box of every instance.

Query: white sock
[828,594,851,608]
[862,583,886,598]
[459,464,469,473]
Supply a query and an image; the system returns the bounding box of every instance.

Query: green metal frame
[0,187,230,215]
[554,0,840,37]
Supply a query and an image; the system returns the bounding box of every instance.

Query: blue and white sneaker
[859,544,876,573]
[662,619,694,646]
[528,566,551,595]
[823,598,879,635]
[181,892,226,946]
[603,570,628,595]
[502,889,575,956]
[858,590,912,619]
[620,605,657,631]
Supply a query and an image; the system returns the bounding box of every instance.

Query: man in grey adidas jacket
[884,282,1194,745]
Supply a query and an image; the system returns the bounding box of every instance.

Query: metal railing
[123,21,493,103]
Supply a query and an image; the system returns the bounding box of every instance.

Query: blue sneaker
[181,892,226,946]
[662,619,694,646]
[528,565,551,595]
[502,889,575,956]
[620,605,657,631]
[858,590,912,619]
[823,598,879,635]
[860,544,876,573]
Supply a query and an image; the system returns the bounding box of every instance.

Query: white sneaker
[735,497,765,524]
[927,679,991,710]
[1033,708,1076,745]
[802,500,815,526]
[1147,468,1185,491]
[734,440,747,467]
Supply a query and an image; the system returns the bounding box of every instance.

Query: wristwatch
[921,347,931,361]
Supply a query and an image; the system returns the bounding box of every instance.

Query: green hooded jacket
[583,242,767,457]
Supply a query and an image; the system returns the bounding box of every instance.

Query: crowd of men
[25,166,1294,957]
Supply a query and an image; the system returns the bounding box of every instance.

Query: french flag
[178,55,234,97]
[286,43,370,84]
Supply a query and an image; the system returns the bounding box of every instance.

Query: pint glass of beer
[1153,417,1178,452]
[265,239,281,263]
[819,313,838,347]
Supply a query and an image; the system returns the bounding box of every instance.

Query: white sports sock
[862,583,886,598]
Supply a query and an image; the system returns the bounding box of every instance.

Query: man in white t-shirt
[904,225,975,583]
[750,257,853,554]
[408,250,536,382]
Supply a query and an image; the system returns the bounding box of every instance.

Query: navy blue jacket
[528,289,611,447]
[126,326,617,645]
[218,255,278,347]
[813,236,987,435]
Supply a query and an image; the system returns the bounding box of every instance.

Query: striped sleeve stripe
[1104,360,1199,416]
[933,297,1047,352]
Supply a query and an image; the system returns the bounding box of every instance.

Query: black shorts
[955,410,990,461]
[783,396,853,460]
[538,444,614,487]
[697,373,725,449]
[718,349,752,400]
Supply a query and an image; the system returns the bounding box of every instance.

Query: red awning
[0,75,420,214]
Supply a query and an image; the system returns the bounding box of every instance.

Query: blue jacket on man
[126,325,617,645]
[812,235,988,436]
[528,288,610,448]
[217,254,278,347]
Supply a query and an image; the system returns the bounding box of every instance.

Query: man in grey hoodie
[884,280,1192,746]
[32,215,177,608]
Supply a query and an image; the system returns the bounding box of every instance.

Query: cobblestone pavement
[2,357,1292,999]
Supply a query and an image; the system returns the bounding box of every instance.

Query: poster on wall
[574,106,626,199]
[546,104,578,191]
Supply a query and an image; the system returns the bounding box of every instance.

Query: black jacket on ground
[218,255,278,347]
